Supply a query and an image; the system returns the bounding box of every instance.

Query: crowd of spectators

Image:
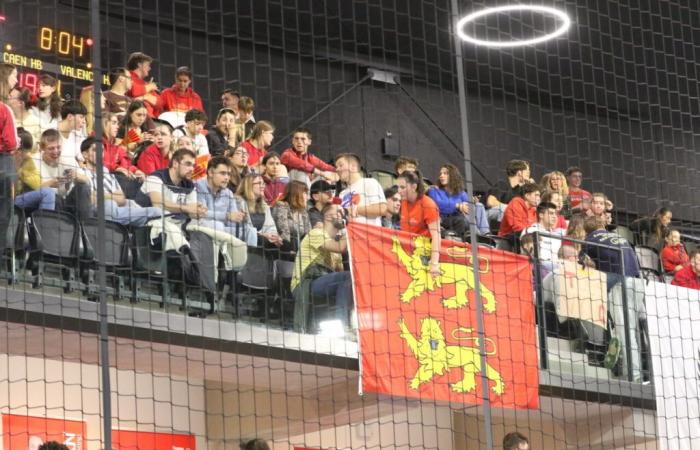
[0,51,699,335]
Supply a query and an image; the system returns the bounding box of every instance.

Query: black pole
[449,1,493,449]
[90,1,112,449]
[268,72,373,152]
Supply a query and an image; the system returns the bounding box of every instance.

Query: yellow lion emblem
[391,235,496,312]
[397,316,505,395]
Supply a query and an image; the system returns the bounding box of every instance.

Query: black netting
[0,1,699,449]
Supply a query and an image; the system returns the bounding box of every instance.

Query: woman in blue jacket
[427,164,490,236]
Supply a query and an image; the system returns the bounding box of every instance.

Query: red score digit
[19,72,39,96]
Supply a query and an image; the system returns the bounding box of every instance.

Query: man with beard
[291,203,352,332]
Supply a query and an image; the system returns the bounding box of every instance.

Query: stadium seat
[81,218,132,301]
[130,225,168,304]
[634,246,662,282]
[615,225,635,244]
[27,209,92,292]
[237,246,276,320]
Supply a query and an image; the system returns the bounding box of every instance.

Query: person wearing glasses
[189,156,250,271]
[225,145,252,193]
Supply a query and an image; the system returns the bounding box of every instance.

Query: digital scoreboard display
[1,19,110,99]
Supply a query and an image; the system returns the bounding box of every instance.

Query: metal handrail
[528,229,638,382]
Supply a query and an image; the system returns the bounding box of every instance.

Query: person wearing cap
[308,179,335,227]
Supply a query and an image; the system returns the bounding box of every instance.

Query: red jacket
[264,175,288,205]
[242,140,265,167]
[671,265,700,291]
[568,187,591,209]
[137,144,169,175]
[0,104,17,153]
[158,85,204,113]
[127,71,162,117]
[498,197,537,236]
[661,244,689,273]
[103,138,139,173]
[280,148,334,174]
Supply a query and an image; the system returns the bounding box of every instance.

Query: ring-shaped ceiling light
[457,5,571,47]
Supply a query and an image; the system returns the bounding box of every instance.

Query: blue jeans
[15,188,56,211]
[310,271,353,327]
[105,199,163,226]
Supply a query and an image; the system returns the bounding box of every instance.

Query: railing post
[531,231,549,370]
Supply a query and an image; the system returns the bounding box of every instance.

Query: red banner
[112,430,196,450]
[348,223,539,409]
[2,414,87,450]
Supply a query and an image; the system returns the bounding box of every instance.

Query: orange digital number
[40,27,52,51]
[72,34,84,57]
[58,31,71,55]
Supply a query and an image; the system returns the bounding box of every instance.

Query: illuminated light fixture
[0,15,6,22]
[5,44,11,51]
[86,62,92,69]
[456,5,571,48]
[86,38,93,46]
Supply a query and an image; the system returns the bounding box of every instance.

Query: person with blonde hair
[540,170,571,217]
[235,173,281,247]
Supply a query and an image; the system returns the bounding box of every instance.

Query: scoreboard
[1,17,110,99]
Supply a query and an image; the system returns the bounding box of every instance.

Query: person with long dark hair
[117,100,155,154]
[29,74,62,131]
[630,207,672,251]
[427,164,490,235]
[397,170,441,278]
[7,87,41,145]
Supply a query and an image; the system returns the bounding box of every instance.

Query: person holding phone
[32,129,91,220]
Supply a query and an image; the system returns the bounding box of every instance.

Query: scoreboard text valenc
[2,23,110,98]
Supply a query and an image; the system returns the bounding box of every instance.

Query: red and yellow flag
[348,223,539,409]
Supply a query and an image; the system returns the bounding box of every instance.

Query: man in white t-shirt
[56,101,87,163]
[335,153,386,227]
[522,201,564,273]
[33,129,92,220]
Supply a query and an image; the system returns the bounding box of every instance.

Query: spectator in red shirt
[671,249,700,291]
[498,182,540,238]
[261,151,288,205]
[0,63,19,247]
[126,52,161,117]
[158,66,204,113]
[0,64,18,153]
[660,229,689,274]
[397,170,441,278]
[566,166,591,211]
[241,121,274,169]
[102,112,144,178]
[280,127,336,185]
[137,122,173,175]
